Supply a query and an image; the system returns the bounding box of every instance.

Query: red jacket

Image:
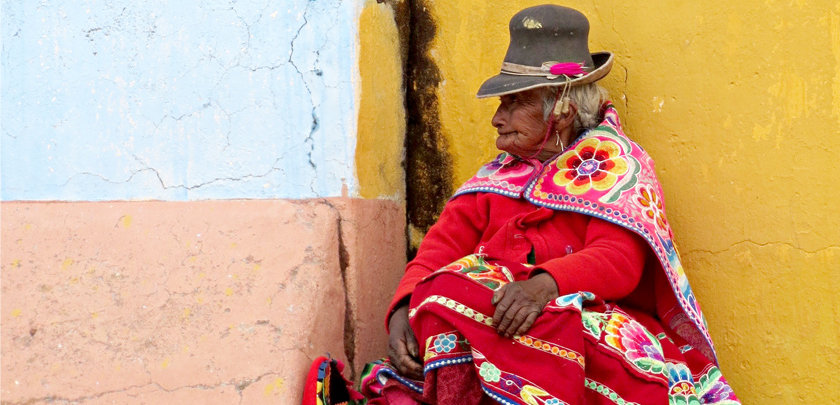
[388,192,650,322]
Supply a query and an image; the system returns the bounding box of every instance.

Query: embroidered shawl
[453,103,718,362]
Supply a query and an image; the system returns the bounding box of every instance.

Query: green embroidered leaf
[634,357,666,375]
[582,312,604,338]
[635,357,654,371]
[695,366,723,395]
[594,127,632,152]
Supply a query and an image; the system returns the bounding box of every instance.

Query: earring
[555,133,565,150]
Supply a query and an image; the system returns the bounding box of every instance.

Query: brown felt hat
[477,5,613,98]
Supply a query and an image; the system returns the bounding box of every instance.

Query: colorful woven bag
[302,355,364,405]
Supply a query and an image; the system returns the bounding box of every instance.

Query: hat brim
[476,52,614,98]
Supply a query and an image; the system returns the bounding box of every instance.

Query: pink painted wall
[1,199,405,404]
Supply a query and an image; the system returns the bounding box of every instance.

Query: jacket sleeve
[530,217,648,301]
[386,193,490,328]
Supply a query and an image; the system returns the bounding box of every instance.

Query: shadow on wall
[399,0,454,256]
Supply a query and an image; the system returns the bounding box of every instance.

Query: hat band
[500,61,588,80]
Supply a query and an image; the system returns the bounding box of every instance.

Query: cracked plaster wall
[1,199,405,404]
[1,0,360,200]
[421,1,840,403]
[0,1,410,403]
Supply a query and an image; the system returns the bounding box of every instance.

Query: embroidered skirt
[361,255,739,405]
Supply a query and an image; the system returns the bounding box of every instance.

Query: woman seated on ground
[361,5,739,405]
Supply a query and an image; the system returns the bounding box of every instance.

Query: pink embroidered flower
[552,138,629,195]
[605,313,666,376]
[476,153,534,180]
[636,184,669,236]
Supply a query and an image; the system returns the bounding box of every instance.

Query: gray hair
[539,83,609,132]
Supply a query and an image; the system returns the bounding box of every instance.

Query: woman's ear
[557,101,577,129]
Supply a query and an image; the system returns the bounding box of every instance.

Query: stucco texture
[1,199,404,404]
[356,0,406,200]
[1,0,359,201]
[421,1,840,403]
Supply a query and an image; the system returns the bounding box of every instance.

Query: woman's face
[491,89,549,158]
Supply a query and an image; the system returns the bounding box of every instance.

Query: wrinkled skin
[491,272,559,338]
[492,88,576,162]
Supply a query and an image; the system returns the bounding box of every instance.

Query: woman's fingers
[514,309,540,337]
[387,306,423,380]
[492,287,515,329]
[405,329,419,358]
[493,281,545,337]
[491,283,507,305]
[388,332,422,379]
[494,286,528,334]
[495,296,519,334]
[503,305,534,337]
[397,352,423,379]
[401,330,423,379]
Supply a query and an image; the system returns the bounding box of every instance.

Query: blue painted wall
[1,0,358,201]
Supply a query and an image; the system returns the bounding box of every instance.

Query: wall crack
[319,199,357,380]
[685,240,840,256]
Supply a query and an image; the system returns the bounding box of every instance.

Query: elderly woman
[361,5,739,405]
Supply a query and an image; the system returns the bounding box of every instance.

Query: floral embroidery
[371,97,738,403]
[585,379,639,405]
[423,331,472,369]
[461,103,720,361]
[695,367,739,404]
[440,254,514,290]
[454,152,539,198]
[666,362,693,387]
[666,362,700,405]
[519,384,556,405]
[552,291,595,310]
[433,333,457,353]
[658,235,701,330]
[515,335,585,368]
[582,311,606,339]
[552,138,629,195]
[605,313,667,376]
[636,184,669,236]
[475,152,535,180]
[479,362,501,383]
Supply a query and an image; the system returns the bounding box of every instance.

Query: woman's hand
[387,305,423,380]
[491,272,559,338]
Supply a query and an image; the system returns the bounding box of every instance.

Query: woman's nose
[491,105,505,128]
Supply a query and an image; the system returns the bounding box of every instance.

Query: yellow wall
[425,1,840,403]
[356,0,406,200]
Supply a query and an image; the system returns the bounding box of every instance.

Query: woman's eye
[499,96,517,107]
